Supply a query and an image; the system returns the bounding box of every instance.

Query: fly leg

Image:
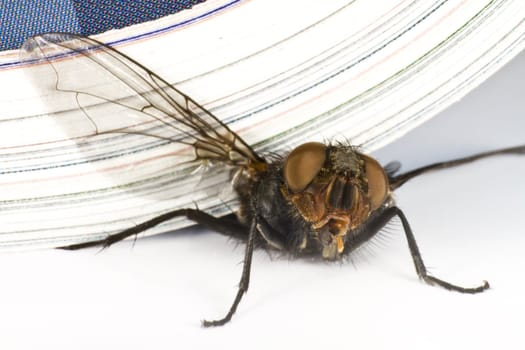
[59,208,247,250]
[202,217,258,327]
[61,207,257,327]
[346,205,489,293]
[393,206,488,293]
[390,144,525,190]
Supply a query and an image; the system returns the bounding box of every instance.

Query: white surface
[1,45,524,350]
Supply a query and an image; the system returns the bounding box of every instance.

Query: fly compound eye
[284,142,327,193]
[362,154,389,210]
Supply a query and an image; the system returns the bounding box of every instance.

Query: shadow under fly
[22,33,525,327]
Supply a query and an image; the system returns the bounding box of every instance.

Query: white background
[1,49,524,349]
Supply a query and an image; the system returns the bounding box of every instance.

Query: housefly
[22,33,525,327]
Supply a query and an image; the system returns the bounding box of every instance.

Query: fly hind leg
[389,144,525,190]
[59,208,247,250]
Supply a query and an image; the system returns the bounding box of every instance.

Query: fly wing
[21,33,264,169]
[11,33,265,249]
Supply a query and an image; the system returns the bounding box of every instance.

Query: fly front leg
[346,205,488,293]
[392,207,489,293]
[60,206,258,326]
[202,217,258,327]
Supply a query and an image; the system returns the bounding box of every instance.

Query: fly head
[281,142,390,259]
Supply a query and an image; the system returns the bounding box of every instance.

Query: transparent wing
[21,33,264,169]
[12,33,266,249]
